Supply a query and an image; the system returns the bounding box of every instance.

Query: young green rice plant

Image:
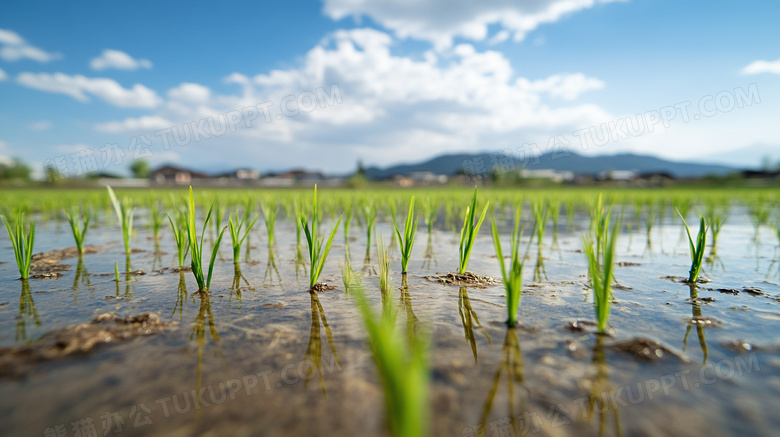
[228,209,258,263]
[457,188,489,274]
[706,202,727,252]
[582,210,620,334]
[114,261,120,282]
[491,206,532,327]
[167,207,190,268]
[548,199,561,248]
[377,233,392,295]
[532,198,548,250]
[261,202,278,247]
[678,209,708,283]
[393,197,418,274]
[293,199,305,262]
[65,207,90,254]
[148,199,164,240]
[341,259,360,293]
[343,201,354,243]
[106,186,134,254]
[362,202,377,262]
[185,186,227,292]
[422,198,437,235]
[1,211,35,279]
[749,200,770,242]
[300,185,342,290]
[351,282,429,437]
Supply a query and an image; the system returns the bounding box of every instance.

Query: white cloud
[16,72,162,108]
[94,116,173,133]
[0,28,61,62]
[741,58,780,75]
[322,0,624,49]
[29,121,52,131]
[0,68,6,81]
[96,28,611,172]
[90,49,153,71]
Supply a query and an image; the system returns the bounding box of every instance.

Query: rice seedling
[228,209,258,263]
[582,202,620,334]
[749,200,770,242]
[706,201,727,252]
[148,199,164,240]
[457,188,489,274]
[422,198,438,235]
[351,282,429,437]
[300,185,342,290]
[393,197,418,274]
[293,199,305,262]
[167,207,190,268]
[362,202,377,262]
[64,207,90,254]
[566,198,575,232]
[114,261,120,282]
[185,186,227,292]
[491,206,532,328]
[106,186,134,254]
[548,199,561,248]
[341,259,360,293]
[261,202,278,247]
[531,199,548,250]
[677,209,707,283]
[1,211,36,280]
[377,233,392,295]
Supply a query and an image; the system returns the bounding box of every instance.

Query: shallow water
[1,207,779,436]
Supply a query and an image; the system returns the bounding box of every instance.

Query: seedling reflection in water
[476,327,523,437]
[303,293,342,397]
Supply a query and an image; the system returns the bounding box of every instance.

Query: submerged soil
[0,207,779,436]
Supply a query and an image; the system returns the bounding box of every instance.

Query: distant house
[597,170,637,181]
[215,168,261,180]
[518,169,574,183]
[151,165,209,185]
[409,171,448,184]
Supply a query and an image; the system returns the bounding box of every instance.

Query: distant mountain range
[364,151,739,179]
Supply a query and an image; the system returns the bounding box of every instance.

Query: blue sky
[0,0,778,177]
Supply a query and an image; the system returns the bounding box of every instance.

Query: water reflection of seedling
[72,256,93,302]
[394,197,418,274]
[1,210,35,279]
[352,283,429,437]
[185,186,226,292]
[458,287,491,363]
[491,206,532,327]
[458,188,489,275]
[172,271,188,321]
[107,186,134,254]
[65,207,89,254]
[303,293,342,397]
[300,185,342,290]
[683,284,709,363]
[263,248,282,287]
[677,210,707,284]
[583,200,620,334]
[16,280,40,343]
[477,327,524,437]
[228,209,258,263]
[191,294,220,411]
[168,207,190,268]
[584,336,622,436]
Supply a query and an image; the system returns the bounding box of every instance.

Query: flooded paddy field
[1,188,779,436]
